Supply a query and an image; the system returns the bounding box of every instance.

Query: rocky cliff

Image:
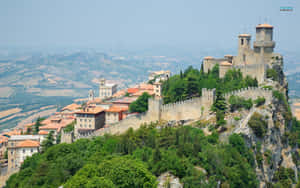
[222,56,299,187]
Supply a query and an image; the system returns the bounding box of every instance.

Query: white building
[99,78,117,99]
[7,136,41,171]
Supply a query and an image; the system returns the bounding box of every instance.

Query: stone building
[99,78,117,99]
[203,23,279,84]
[0,135,8,159]
[74,107,105,137]
[148,70,171,82]
[105,105,129,125]
[39,118,74,143]
[6,135,42,172]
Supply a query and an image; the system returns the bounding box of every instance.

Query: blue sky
[0,0,299,52]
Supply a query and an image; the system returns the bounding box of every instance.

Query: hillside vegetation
[5,124,258,188]
[162,65,258,104]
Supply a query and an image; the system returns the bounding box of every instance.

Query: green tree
[129,92,152,113]
[248,113,268,138]
[41,131,55,152]
[33,117,44,134]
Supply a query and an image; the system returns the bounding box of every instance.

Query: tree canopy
[6,124,258,188]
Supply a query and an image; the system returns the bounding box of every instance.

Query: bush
[273,167,295,186]
[254,97,265,107]
[248,112,268,138]
[229,95,253,112]
[64,121,75,133]
[273,90,284,101]
[129,92,152,113]
[266,68,279,81]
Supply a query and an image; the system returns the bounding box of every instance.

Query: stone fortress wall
[223,87,273,105]
[74,87,272,139]
[160,88,215,121]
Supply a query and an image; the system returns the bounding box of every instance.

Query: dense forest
[5,124,259,188]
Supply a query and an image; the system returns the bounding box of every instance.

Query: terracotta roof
[132,90,155,97]
[25,123,35,128]
[112,97,138,104]
[16,140,40,148]
[106,105,129,113]
[38,130,49,135]
[75,107,104,115]
[138,83,154,90]
[2,130,22,137]
[293,103,300,107]
[87,98,102,105]
[256,23,273,28]
[204,56,214,60]
[220,61,232,66]
[39,119,74,132]
[239,34,251,37]
[0,135,8,144]
[112,89,127,98]
[61,103,81,111]
[127,88,139,94]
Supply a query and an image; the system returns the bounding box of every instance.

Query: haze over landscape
[0,0,300,131]
[1,1,300,188]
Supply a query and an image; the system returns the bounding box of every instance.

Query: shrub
[129,92,151,113]
[254,97,265,107]
[234,116,241,121]
[273,90,284,101]
[229,95,253,112]
[266,68,279,81]
[248,112,268,138]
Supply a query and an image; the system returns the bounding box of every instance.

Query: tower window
[241,39,244,45]
[243,54,246,62]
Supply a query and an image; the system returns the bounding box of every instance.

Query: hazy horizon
[0,0,299,52]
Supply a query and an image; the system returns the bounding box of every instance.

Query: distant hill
[287,72,300,98]
[0,51,199,131]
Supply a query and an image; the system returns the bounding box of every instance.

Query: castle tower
[238,34,251,63]
[153,81,162,98]
[99,78,105,86]
[253,24,275,55]
[88,90,94,101]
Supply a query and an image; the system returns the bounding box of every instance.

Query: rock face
[157,172,183,188]
[223,57,298,187]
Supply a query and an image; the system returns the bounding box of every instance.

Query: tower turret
[238,34,251,63]
[254,24,275,54]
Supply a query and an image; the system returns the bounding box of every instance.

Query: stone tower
[238,34,251,64]
[254,24,275,55]
[99,78,105,87]
[153,81,162,98]
[88,90,94,101]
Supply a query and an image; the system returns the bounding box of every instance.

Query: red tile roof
[127,88,139,94]
[220,61,232,66]
[16,140,40,148]
[204,56,214,60]
[112,97,138,104]
[39,119,74,132]
[106,105,129,113]
[256,23,273,28]
[75,107,104,115]
[38,130,49,135]
[61,103,81,111]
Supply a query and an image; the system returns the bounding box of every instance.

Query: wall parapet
[223,87,272,104]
